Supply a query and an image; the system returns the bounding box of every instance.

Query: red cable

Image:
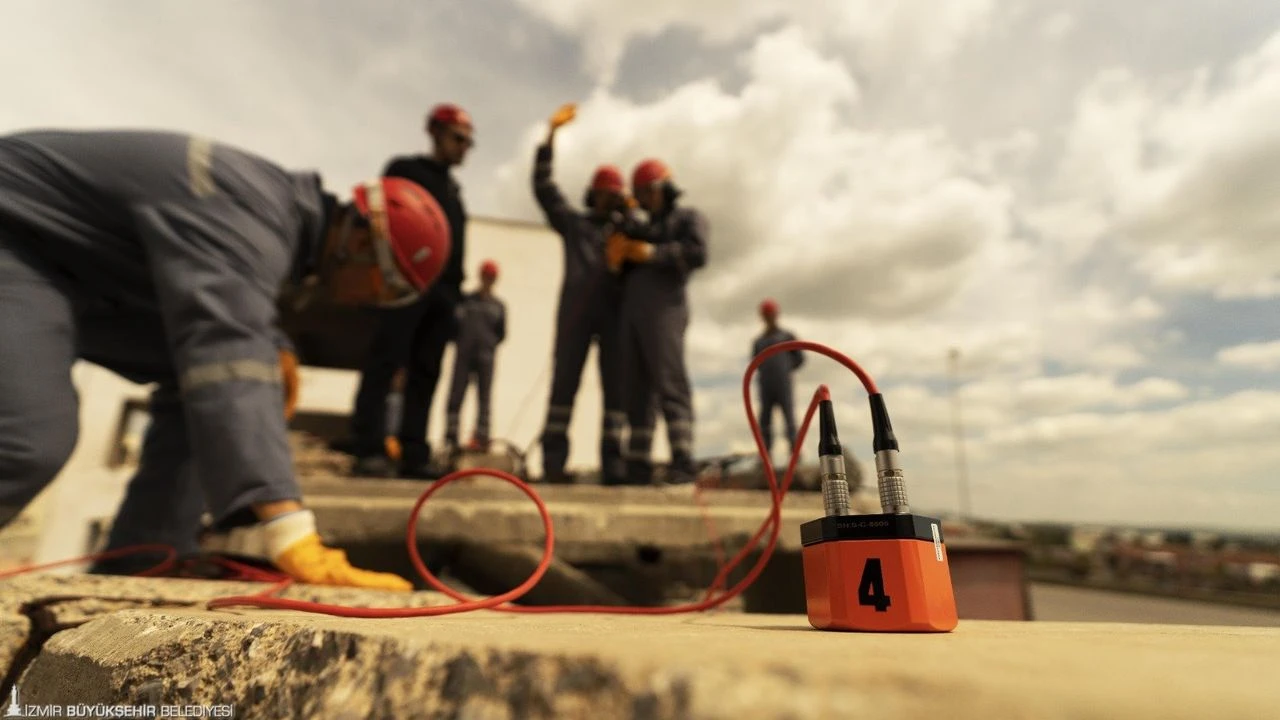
[0,544,178,581]
[206,340,877,616]
[2,341,880,620]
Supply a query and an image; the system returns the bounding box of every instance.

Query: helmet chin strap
[363,180,420,307]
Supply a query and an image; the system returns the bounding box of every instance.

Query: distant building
[1140,531,1166,548]
[1069,526,1107,554]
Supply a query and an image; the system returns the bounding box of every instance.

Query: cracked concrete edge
[0,614,28,684]
[16,609,1280,720]
[0,574,453,681]
[13,609,887,720]
[0,575,451,613]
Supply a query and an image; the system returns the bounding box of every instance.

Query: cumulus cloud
[493,26,1015,326]
[511,0,997,85]
[1046,30,1280,299]
[1041,11,1076,40]
[1217,340,1280,371]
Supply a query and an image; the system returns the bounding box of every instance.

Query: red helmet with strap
[352,177,452,304]
[480,259,499,279]
[631,158,671,193]
[428,103,473,131]
[760,298,780,318]
[590,165,624,194]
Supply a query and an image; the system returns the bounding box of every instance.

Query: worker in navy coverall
[347,103,472,480]
[0,129,450,589]
[531,103,632,485]
[444,259,506,453]
[608,159,709,485]
[752,298,804,463]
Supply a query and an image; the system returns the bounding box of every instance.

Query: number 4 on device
[799,515,958,633]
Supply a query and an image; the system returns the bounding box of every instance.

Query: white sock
[201,509,317,560]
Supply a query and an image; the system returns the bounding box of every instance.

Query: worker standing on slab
[0,129,451,590]
[347,103,472,480]
[444,260,506,455]
[610,159,709,485]
[532,103,632,485]
[752,298,804,464]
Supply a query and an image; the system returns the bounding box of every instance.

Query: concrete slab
[298,473,869,511]
[0,574,453,685]
[13,606,1280,720]
[0,614,27,685]
[0,575,451,618]
[303,494,940,558]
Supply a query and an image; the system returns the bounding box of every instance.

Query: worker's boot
[663,454,698,486]
[326,437,357,457]
[350,454,397,478]
[398,441,448,481]
[200,509,412,591]
[599,454,628,487]
[624,458,654,486]
[543,468,576,485]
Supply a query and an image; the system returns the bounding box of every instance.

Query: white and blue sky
[4,1,1278,531]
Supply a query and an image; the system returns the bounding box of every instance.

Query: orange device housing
[800,513,958,632]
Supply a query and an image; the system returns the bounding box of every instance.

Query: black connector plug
[818,399,842,457]
[817,399,851,517]
[867,393,909,514]
[869,393,899,453]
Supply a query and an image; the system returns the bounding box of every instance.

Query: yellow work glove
[280,349,300,421]
[384,436,402,462]
[605,232,629,273]
[274,533,413,592]
[623,239,655,263]
[201,510,413,592]
[549,103,577,130]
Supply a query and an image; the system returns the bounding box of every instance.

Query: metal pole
[948,348,972,520]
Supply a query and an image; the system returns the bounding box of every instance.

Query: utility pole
[948,348,972,520]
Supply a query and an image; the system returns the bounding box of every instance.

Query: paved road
[1031,583,1280,627]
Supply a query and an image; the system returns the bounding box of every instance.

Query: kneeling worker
[0,129,452,590]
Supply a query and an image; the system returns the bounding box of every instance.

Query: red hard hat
[590,165,624,194]
[631,159,671,193]
[760,298,779,317]
[480,259,499,278]
[353,177,452,293]
[428,103,473,131]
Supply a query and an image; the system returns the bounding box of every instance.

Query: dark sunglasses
[448,130,475,148]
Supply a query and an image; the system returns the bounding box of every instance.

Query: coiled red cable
[2,341,879,620]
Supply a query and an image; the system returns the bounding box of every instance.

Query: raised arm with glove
[529,102,633,485]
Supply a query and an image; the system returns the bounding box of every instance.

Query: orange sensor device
[800,395,958,632]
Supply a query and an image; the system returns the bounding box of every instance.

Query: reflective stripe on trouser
[620,303,695,480]
[540,302,625,475]
[446,349,495,443]
[596,312,626,479]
